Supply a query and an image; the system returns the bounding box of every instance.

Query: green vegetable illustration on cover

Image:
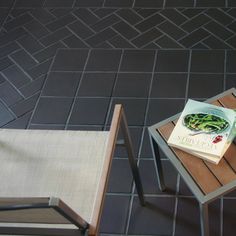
[183,113,230,143]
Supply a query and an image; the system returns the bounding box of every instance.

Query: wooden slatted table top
[152,89,236,196]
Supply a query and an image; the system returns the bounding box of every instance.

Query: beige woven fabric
[0,129,109,223]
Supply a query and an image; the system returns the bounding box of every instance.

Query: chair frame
[0,104,145,236]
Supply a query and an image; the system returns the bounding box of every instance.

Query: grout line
[64,49,91,129]
[26,48,59,128]
[103,49,124,129]
[185,49,192,102]
[223,50,227,90]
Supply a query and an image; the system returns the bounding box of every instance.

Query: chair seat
[0,129,109,223]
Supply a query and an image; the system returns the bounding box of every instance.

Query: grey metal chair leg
[149,134,166,191]
[120,112,145,206]
[199,203,209,236]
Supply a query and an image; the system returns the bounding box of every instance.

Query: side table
[148,88,236,236]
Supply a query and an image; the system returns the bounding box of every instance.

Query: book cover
[167,99,236,164]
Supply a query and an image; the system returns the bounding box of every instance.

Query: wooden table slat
[158,123,222,194]
[218,93,236,109]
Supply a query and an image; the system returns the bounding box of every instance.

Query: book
[167,99,236,164]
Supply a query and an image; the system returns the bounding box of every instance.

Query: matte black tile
[109,98,147,126]
[228,0,236,6]
[14,0,45,7]
[0,57,13,71]
[0,27,27,46]
[107,159,133,193]
[86,28,117,47]
[69,98,110,125]
[34,42,65,63]
[42,72,81,97]
[158,20,186,40]
[24,20,50,39]
[116,9,143,25]
[206,8,234,26]
[10,93,39,117]
[100,195,130,234]
[131,28,162,48]
[27,59,52,80]
[120,50,155,72]
[155,50,189,72]
[112,21,139,40]
[140,127,153,158]
[165,0,194,7]
[44,0,74,7]
[4,112,31,129]
[10,49,37,71]
[63,35,88,48]
[160,9,188,26]
[202,35,231,49]
[46,14,76,32]
[181,14,210,33]
[226,74,236,89]
[51,49,89,71]
[136,8,159,18]
[30,8,56,25]
[104,0,134,7]
[0,101,15,127]
[0,41,20,59]
[85,49,122,71]
[39,28,71,47]
[17,34,44,54]
[108,35,135,49]
[67,20,94,39]
[32,97,73,124]
[223,199,236,235]
[2,65,31,88]
[0,8,9,26]
[196,0,225,7]
[78,72,116,97]
[180,28,209,48]
[75,0,104,7]
[0,73,6,84]
[20,75,46,98]
[151,73,187,98]
[146,99,185,125]
[0,0,14,7]
[4,13,33,31]
[128,196,175,235]
[113,73,151,97]
[73,8,99,26]
[134,12,165,32]
[191,50,225,73]
[188,73,224,99]
[66,125,103,131]
[175,198,220,236]
[178,177,194,196]
[29,124,65,130]
[226,50,236,73]
[156,35,183,49]
[139,159,178,194]
[91,14,119,33]
[134,0,164,7]
[204,21,233,41]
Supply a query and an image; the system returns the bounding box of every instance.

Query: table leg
[199,203,209,236]
[149,134,166,191]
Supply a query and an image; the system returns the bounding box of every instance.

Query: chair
[0,104,145,236]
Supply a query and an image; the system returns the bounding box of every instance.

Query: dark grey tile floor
[0,0,236,235]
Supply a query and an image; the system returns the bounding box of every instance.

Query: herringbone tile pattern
[0,7,236,126]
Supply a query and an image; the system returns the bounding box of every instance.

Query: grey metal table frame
[148,88,236,236]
